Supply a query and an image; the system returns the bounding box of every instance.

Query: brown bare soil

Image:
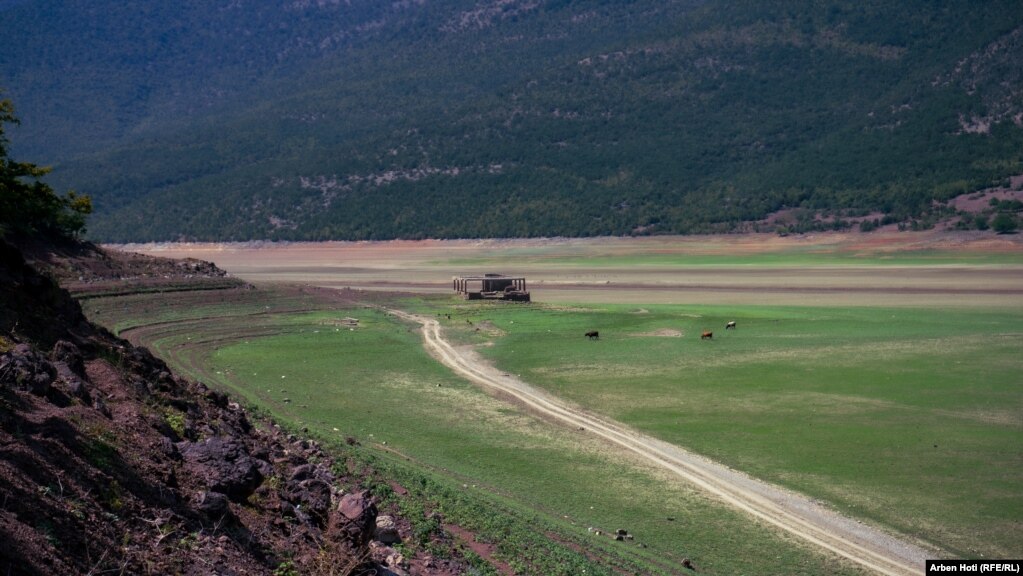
[443,523,513,576]
[947,175,1023,213]
[117,230,1023,307]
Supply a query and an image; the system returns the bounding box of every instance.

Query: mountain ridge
[1,0,1021,241]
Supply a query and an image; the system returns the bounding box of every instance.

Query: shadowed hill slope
[1,0,1022,240]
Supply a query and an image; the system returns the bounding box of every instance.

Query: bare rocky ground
[0,238,476,576]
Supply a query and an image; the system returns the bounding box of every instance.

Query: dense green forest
[1,0,1021,241]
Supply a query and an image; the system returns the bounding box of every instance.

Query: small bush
[991,213,1018,234]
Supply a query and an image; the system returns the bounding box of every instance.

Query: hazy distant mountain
[2,0,1021,241]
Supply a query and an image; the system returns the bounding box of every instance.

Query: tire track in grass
[387,308,935,576]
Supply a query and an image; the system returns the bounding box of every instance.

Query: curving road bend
[387,309,933,576]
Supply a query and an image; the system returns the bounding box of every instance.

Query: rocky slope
[0,239,475,575]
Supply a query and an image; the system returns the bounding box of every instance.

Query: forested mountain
[2,0,1022,241]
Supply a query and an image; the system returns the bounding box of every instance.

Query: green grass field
[411,300,1023,559]
[87,288,870,576]
[84,269,1023,571]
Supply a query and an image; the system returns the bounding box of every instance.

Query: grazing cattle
[585,331,600,340]
[701,331,713,340]
[725,321,736,330]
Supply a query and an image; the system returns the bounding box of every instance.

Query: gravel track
[388,309,935,576]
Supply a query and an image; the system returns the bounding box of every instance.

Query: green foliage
[83,435,119,471]
[272,561,299,576]
[991,212,1018,234]
[163,409,186,438]
[0,98,92,239]
[1,2,1021,241]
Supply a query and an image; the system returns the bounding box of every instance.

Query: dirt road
[388,309,934,576]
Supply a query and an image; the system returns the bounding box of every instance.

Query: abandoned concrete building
[452,274,530,301]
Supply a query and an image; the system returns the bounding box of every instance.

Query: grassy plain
[415,300,1023,559]
[88,287,866,576]
[99,231,1023,569]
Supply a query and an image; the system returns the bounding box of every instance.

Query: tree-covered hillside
[2,0,1021,241]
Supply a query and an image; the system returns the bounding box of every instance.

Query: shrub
[991,213,1018,234]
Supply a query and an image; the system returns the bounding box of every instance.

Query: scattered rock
[62,373,92,403]
[375,515,401,544]
[285,477,333,524]
[178,436,265,501]
[93,396,112,418]
[331,490,378,549]
[51,340,85,375]
[0,344,56,395]
[195,491,230,516]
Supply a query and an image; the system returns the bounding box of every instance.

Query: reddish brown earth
[947,174,1023,212]
[443,523,514,576]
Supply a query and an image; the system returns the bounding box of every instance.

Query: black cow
[585,331,600,340]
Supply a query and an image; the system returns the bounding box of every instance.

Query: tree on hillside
[991,212,1018,234]
[0,97,92,239]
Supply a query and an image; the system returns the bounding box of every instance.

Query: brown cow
[585,331,600,340]
[701,331,713,340]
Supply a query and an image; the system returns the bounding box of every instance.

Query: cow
[585,331,600,340]
[701,331,713,340]
[725,321,736,330]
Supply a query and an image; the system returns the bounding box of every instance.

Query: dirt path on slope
[386,309,935,576]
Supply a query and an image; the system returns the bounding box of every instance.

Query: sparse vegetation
[163,409,186,438]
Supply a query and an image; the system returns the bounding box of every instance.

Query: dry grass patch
[630,328,684,337]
